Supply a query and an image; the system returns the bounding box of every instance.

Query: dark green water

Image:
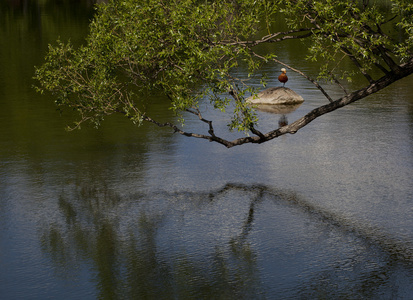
[1,1,413,299]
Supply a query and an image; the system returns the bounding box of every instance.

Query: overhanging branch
[140,58,413,148]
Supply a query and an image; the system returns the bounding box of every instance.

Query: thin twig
[252,52,334,103]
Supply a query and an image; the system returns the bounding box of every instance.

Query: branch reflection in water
[40,183,413,299]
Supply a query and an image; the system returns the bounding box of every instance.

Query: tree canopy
[34,0,413,148]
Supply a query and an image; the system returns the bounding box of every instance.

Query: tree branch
[216,28,314,47]
[185,107,216,137]
[140,58,413,148]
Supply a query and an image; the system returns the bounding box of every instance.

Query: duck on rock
[246,66,303,106]
[278,68,288,87]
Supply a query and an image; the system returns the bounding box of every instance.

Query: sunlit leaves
[277,0,412,83]
[35,0,277,132]
[34,0,412,138]
[392,0,413,61]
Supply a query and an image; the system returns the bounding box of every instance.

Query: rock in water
[247,87,304,105]
[252,103,302,114]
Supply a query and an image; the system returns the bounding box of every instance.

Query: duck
[278,68,288,87]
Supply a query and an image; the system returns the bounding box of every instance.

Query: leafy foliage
[35,0,276,131]
[34,0,413,147]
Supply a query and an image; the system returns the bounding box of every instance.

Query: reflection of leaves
[41,223,73,272]
[40,183,265,298]
[296,253,398,300]
[40,182,413,299]
[58,195,77,225]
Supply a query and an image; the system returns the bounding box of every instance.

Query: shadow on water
[41,183,413,299]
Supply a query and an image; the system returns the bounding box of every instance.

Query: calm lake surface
[1,1,413,299]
